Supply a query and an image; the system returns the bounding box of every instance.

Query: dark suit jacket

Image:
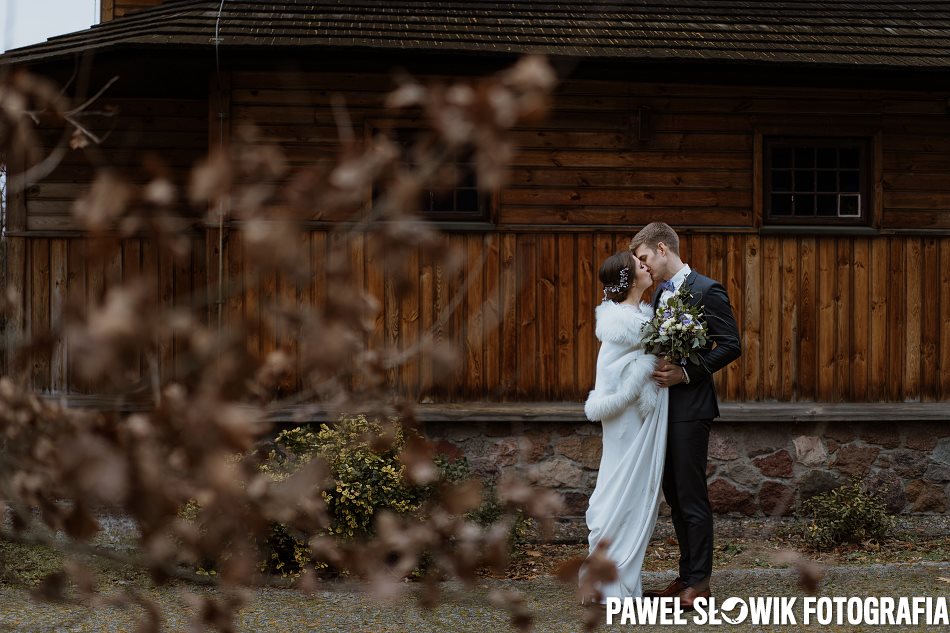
[652,270,741,423]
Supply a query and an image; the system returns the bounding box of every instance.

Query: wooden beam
[3,237,26,381]
[101,0,115,23]
[38,396,950,423]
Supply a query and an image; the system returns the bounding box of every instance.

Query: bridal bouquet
[641,290,708,365]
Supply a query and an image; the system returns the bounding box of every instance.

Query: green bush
[798,482,895,551]
[259,416,530,577]
[266,415,421,539]
[259,522,312,577]
[466,483,533,549]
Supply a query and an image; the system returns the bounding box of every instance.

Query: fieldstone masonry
[424,419,950,518]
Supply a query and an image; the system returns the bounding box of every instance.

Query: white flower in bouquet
[642,289,708,366]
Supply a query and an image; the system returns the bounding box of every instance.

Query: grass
[0,539,151,590]
[3,521,950,589]
[0,541,65,587]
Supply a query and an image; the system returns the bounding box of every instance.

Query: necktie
[660,280,675,293]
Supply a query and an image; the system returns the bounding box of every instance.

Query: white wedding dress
[581,300,668,600]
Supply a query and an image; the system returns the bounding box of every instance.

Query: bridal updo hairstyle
[599,250,638,303]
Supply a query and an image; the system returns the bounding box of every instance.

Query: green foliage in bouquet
[641,290,708,365]
[798,483,895,551]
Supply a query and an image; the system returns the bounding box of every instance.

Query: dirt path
[2,561,948,632]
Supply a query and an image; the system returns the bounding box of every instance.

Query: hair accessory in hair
[602,266,630,301]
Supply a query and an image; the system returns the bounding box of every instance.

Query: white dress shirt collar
[668,263,692,292]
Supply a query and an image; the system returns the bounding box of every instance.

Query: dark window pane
[772,147,793,168]
[839,194,861,217]
[429,190,455,212]
[816,171,837,192]
[840,171,860,192]
[816,147,837,168]
[794,148,815,168]
[839,147,861,168]
[793,194,815,215]
[771,170,792,191]
[794,170,815,192]
[458,167,477,189]
[817,194,837,216]
[771,193,793,215]
[456,188,479,212]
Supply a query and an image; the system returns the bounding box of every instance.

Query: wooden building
[3,0,950,515]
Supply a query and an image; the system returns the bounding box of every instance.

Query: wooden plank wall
[228,71,950,230]
[500,78,950,229]
[12,70,950,402]
[25,98,206,232]
[11,232,950,403]
[10,236,206,393]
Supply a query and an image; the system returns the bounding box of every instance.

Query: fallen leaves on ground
[486,534,950,581]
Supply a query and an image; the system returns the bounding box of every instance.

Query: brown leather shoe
[643,577,688,598]
[677,586,712,611]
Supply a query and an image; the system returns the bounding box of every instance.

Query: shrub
[259,417,531,576]
[466,483,533,550]
[259,522,312,578]
[266,415,421,539]
[798,482,896,551]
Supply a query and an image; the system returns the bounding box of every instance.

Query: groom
[630,222,741,609]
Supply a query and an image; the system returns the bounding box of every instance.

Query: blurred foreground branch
[0,57,571,632]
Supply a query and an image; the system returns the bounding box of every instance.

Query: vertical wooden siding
[13,236,205,393]
[14,233,950,403]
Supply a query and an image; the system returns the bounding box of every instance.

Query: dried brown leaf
[189,150,232,205]
[441,480,483,515]
[142,178,177,206]
[63,504,101,540]
[69,128,90,149]
[31,571,69,603]
[386,82,427,109]
[487,589,533,632]
[419,570,441,610]
[553,555,586,584]
[72,170,134,232]
[770,549,825,594]
[64,560,96,597]
[400,433,438,485]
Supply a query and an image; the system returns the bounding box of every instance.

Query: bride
[580,250,668,601]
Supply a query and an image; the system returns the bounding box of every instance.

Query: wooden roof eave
[7,36,950,74]
[5,0,950,70]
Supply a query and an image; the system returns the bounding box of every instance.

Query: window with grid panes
[764,138,869,225]
[375,127,489,221]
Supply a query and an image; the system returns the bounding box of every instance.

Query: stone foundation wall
[424,419,950,517]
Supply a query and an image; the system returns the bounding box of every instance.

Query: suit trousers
[662,418,713,590]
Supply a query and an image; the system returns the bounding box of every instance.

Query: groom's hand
[653,359,685,388]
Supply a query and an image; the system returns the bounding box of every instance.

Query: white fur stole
[584,301,660,422]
